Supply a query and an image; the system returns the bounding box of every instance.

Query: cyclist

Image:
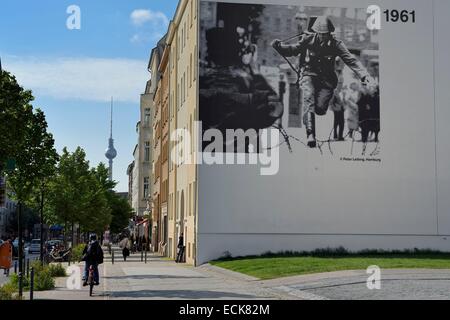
[82,234,103,286]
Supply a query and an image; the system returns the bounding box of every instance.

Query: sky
[0,0,178,192]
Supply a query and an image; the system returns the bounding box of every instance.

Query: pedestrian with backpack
[81,234,104,286]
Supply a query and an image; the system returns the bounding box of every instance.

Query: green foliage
[48,263,67,277]
[7,109,58,204]
[8,261,55,291]
[47,149,113,237]
[34,269,55,291]
[0,69,34,171]
[30,260,45,273]
[216,247,450,261]
[109,192,133,234]
[9,273,30,290]
[71,243,87,262]
[0,283,20,300]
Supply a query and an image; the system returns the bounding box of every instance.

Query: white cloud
[129,9,169,44]
[130,9,169,27]
[3,56,149,103]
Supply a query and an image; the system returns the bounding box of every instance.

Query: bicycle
[87,265,95,296]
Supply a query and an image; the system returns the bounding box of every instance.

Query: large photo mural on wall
[199,1,380,158]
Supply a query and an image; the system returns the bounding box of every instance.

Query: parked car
[28,239,41,254]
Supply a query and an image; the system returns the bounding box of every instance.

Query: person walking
[119,236,130,262]
[330,89,345,141]
[176,233,184,263]
[1,238,12,276]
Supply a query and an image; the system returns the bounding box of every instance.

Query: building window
[182,73,186,103]
[190,54,193,86]
[190,115,193,155]
[286,19,292,32]
[143,177,149,199]
[144,108,151,126]
[275,18,281,32]
[184,22,187,47]
[189,183,192,216]
[191,0,194,26]
[176,191,180,220]
[144,141,150,162]
[194,45,197,81]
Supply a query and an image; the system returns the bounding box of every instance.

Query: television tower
[105,97,117,181]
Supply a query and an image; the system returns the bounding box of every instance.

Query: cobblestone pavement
[29,249,450,300]
[258,269,450,300]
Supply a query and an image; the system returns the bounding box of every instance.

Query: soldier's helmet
[311,16,335,33]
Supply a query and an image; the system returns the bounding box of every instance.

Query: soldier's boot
[305,111,316,148]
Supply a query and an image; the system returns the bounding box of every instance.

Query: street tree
[108,192,133,234]
[79,164,113,236]
[0,69,34,172]
[47,147,90,245]
[47,149,113,244]
[6,107,58,297]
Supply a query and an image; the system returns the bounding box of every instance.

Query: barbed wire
[269,118,380,157]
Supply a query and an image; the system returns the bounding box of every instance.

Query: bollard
[14,260,17,274]
[145,249,147,264]
[18,272,23,298]
[141,249,143,262]
[111,250,114,264]
[26,259,30,278]
[30,267,34,301]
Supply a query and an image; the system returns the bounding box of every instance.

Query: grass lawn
[210,253,450,280]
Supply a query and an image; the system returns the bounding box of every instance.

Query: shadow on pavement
[104,274,206,280]
[108,289,261,299]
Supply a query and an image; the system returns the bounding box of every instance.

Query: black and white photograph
[199,1,380,156]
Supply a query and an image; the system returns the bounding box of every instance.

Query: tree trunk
[40,188,44,264]
[17,201,23,298]
[64,219,68,247]
[71,220,74,248]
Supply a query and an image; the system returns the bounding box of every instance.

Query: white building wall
[196,0,450,264]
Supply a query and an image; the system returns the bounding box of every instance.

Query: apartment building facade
[166,0,198,265]
[127,62,154,240]
[149,35,168,252]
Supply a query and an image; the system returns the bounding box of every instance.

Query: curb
[199,263,259,281]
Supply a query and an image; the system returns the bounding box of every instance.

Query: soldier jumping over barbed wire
[272,16,377,148]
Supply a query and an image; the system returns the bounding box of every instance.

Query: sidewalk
[32,248,290,300]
